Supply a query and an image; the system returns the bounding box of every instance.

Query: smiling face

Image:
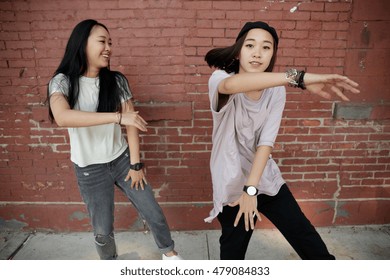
[85,25,112,77]
[238,28,275,74]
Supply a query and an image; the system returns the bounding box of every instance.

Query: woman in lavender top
[204,21,359,260]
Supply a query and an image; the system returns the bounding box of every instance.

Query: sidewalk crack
[332,173,342,224]
[205,233,211,260]
[7,232,33,260]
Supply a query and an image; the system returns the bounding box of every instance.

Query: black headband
[236,21,279,46]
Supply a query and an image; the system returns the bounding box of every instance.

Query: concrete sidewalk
[1,225,389,260]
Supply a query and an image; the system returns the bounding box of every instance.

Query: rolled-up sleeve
[49,73,69,97]
[208,70,232,113]
[257,87,286,147]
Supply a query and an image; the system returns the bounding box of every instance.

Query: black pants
[217,184,335,260]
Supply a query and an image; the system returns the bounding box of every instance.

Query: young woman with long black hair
[47,19,182,260]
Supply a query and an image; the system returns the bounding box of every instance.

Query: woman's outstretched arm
[218,71,360,101]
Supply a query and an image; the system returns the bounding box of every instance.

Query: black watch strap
[130,162,144,171]
[243,185,258,196]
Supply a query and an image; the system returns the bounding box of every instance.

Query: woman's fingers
[131,178,145,190]
[330,86,350,101]
[131,112,148,131]
[317,91,332,100]
[341,77,359,89]
[121,111,148,131]
[233,210,259,231]
[244,211,250,231]
[132,111,148,125]
[234,211,242,227]
[327,76,360,101]
[125,173,131,182]
[139,179,145,190]
[137,113,148,125]
[135,119,147,131]
[336,81,360,94]
[306,73,360,101]
[127,170,147,191]
[230,194,259,230]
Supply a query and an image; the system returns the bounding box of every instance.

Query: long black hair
[47,19,130,123]
[204,29,278,74]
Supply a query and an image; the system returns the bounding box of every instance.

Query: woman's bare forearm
[219,72,287,94]
[50,93,118,127]
[245,145,272,186]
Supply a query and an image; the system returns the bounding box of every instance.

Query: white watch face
[247,186,257,196]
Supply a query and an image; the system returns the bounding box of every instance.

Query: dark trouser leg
[217,204,256,260]
[258,184,335,260]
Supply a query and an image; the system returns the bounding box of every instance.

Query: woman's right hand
[120,111,148,131]
[229,193,261,231]
[304,73,360,101]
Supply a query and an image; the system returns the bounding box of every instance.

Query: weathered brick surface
[0,0,389,231]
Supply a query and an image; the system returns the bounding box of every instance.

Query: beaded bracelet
[285,69,306,90]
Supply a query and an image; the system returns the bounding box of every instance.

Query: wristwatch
[243,185,258,196]
[130,162,144,171]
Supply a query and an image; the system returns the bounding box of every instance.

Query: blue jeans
[74,148,175,260]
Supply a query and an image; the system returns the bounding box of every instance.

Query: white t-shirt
[205,70,286,222]
[49,74,131,167]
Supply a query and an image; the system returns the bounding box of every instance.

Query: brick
[347,21,390,49]
[311,12,339,22]
[325,2,352,12]
[339,187,390,199]
[352,0,390,20]
[106,9,135,19]
[90,1,119,10]
[320,39,346,49]
[347,49,390,76]
[293,201,336,226]
[318,31,337,40]
[213,1,240,10]
[226,10,255,20]
[196,10,225,19]
[282,11,311,21]
[296,21,322,30]
[282,30,309,39]
[184,37,212,47]
[370,105,390,120]
[334,200,390,224]
[296,2,324,12]
[295,39,321,48]
[346,76,390,103]
[183,1,212,10]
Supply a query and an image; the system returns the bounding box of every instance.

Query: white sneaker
[162,253,184,260]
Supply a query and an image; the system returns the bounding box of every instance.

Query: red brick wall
[0,0,389,232]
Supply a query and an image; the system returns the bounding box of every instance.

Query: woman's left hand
[304,73,360,101]
[125,169,147,190]
[229,193,261,231]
